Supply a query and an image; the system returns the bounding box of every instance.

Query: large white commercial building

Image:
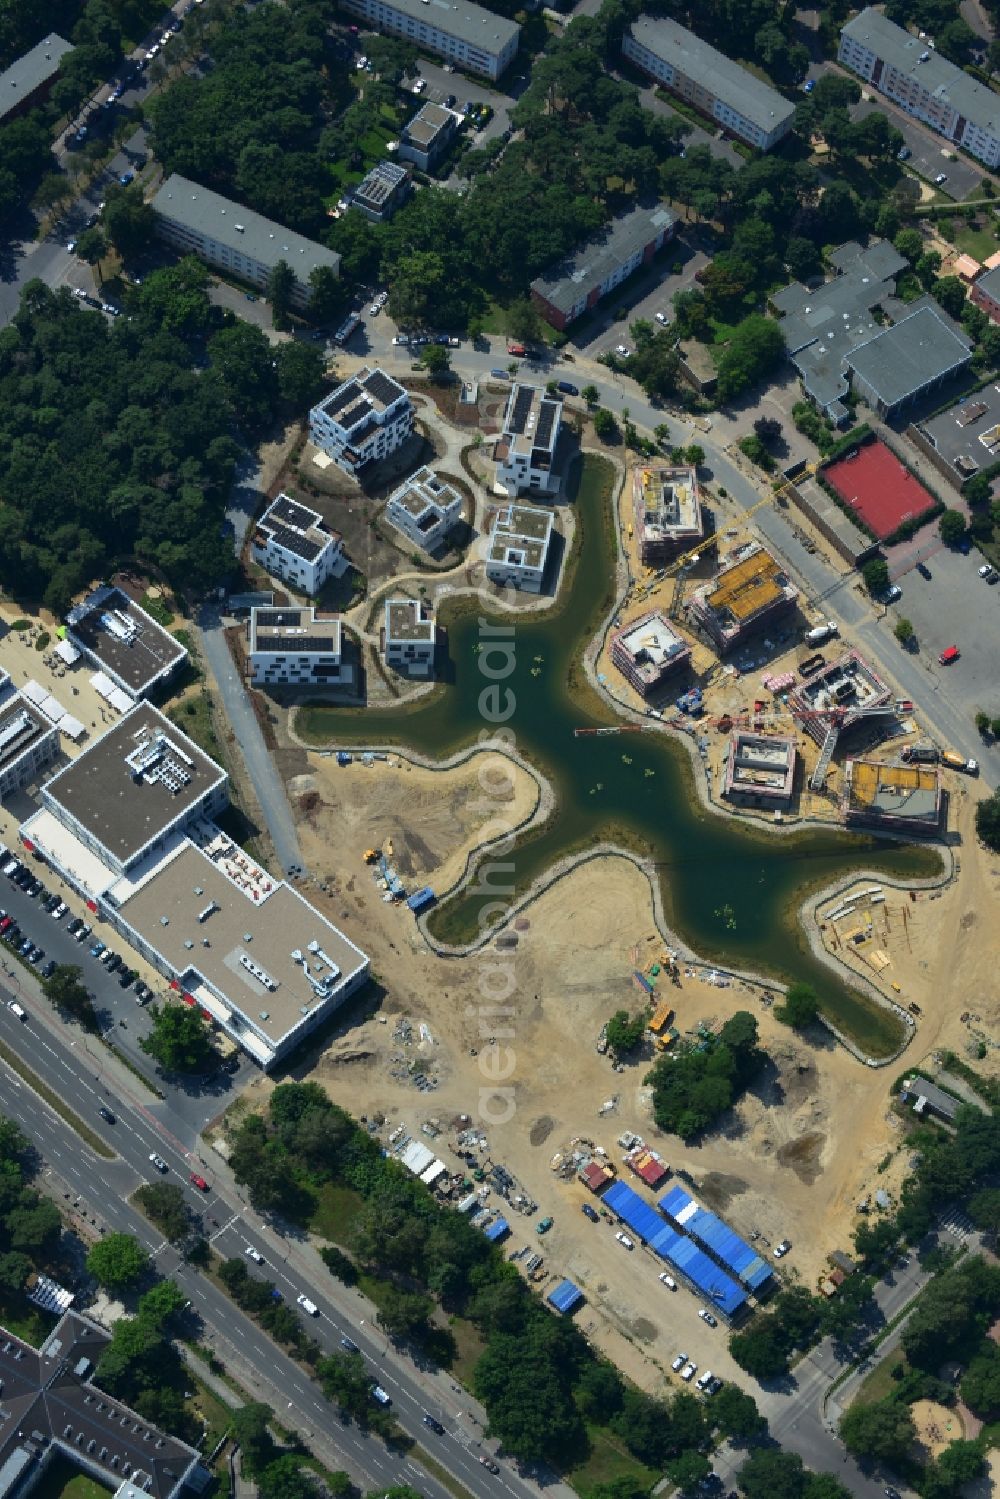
[251,494,344,595]
[151,174,341,309]
[19,704,369,1069]
[65,585,189,702]
[247,607,352,689]
[622,17,795,151]
[0,692,59,801]
[486,504,554,593]
[383,598,436,675]
[309,367,414,477]
[495,383,562,496]
[338,0,520,80]
[386,466,463,553]
[839,8,1000,169]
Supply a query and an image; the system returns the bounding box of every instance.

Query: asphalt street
[0,984,559,1499]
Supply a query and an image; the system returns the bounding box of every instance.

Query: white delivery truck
[804,621,839,646]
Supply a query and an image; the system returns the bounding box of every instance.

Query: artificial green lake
[299,455,943,1055]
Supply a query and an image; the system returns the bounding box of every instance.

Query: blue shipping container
[406,886,435,913]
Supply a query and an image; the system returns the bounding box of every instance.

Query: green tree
[6,1195,60,1258]
[716,316,786,405]
[711,1383,766,1440]
[102,187,157,260]
[894,618,914,645]
[932,275,967,320]
[939,509,967,546]
[935,1437,986,1489]
[74,226,107,284]
[473,1328,584,1464]
[140,1003,213,1074]
[0,1251,31,1296]
[86,1232,150,1290]
[592,408,619,443]
[736,1448,806,1499]
[581,384,599,407]
[307,265,344,324]
[893,227,923,264]
[729,1316,789,1379]
[605,1009,647,1056]
[960,1342,1000,1417]
[136,1279,187,1329]
[839,1396,915,1462]
[275,341,326,411]
[776,982,819,1029]
[42,964,96,1028]
[666,1451,711,1494]
[975,790,1000,851]
[267,260,296,330]
[862,558,889,594]
[376,1285,434,1341]
[964,474,993,509]
[419,343,451,381]
[969,1187,1000,1232]
[505,297,543,345]
[134,1182,191,1241]
[258,1456,321,1499]
[230,1403,276,1474]
[207,321,279,432]
[319,1245,358,1286]
[317,1351,376,1422]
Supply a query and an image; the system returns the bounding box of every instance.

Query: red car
[189,1173,209,1191]
[506,342,526,357]
[938,645,960,665]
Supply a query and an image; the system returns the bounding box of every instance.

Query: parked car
[897,146,911,160]
[934,172,947,184]
[659,1272,677,1290]
[680,1362,697,1382]
[655,311,669,324]
[478,1457,500,1474]
[74,923,91,942]
[51,901,67,920]
[536,1216,553,1235]
[803,78,815,92]
[506,343,526,357]
[339,1336,359,1353]
[371,1385,391,1405]
[41,959,56,978]
[698,1308,718,1326]
[773,1240,792,1258]
[671,1352,688,1372]
[556,381,578,396]
[90,940,106,957]
[190,1173,209,1191]
[615,344,631,358]
[979,564,998,582]
[119,969,135,988]
[615,1231,634,1250]
[581,1203,600,1222]
[938,645,960,665]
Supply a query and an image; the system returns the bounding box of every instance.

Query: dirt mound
[699,1172,749,1211]
[529,1116,555,1146]
[776,1131,826,1184]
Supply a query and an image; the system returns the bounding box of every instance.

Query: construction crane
[662,489,788,619]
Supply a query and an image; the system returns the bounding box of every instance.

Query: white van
[696,1370,714,1390]
[7,1001,26,1020]
[296,1294,319,1316]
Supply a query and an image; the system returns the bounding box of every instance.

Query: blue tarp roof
[548,1279,584,1314]
[659,1187,772,1291]
[482,1217,509,1242]
[603,1181,665,1243]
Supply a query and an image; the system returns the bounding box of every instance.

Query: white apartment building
[839,8,1000,168]
[151,175,341,309]
[0,692,59,800]
[383,598,436,675]
[247,607,353,689]
[495,383,562,496]
[486,504,554,593]
[622,17,795,151]
[386,466,463,553]
[339,0,520,80]
[251,494,344,595]
[309,367,414,477]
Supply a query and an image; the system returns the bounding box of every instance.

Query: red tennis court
[824,440,937,541]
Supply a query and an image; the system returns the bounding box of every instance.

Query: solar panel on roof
[256,609,305,628]
[364,369,404,406]
[508,386,533,435]
[268,496,318,532]
[324,381,362,417]
[339,398,374,431]
[268,525,322,563]
[535,400,556,448]
[257,634,338,654]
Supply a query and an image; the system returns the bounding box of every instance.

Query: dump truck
[648,1001,674,1035]
[941,750,978,773]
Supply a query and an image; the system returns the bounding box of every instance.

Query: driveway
[570,232,711,358]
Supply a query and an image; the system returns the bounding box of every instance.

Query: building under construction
[722,731,797,809]
[611,610,691,698]
[789,648,892,746]
[633,465,703,564]
[842,758,942,833]
[689,542,798,653]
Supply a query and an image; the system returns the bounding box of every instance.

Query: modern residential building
[383,597,436,675]
[610,610,691,698]
[397,102,458,171]
[64,585,188,702]
[385,466,463,553]
[842,758,942,833]
[19,704,369,1069]
[622,17,795,150]
[247,607,352,689]
[494,383,562,496]
[338,0,520,79]
[0,1311,207,1499]
[351,160,411,222]
[151,175,340,309]
[0,34,72,125]
[632,464,703,564]
[845,304,973,418]
[530,204,677,331]
[839,7,1000,169]
[722,731,797,809]
[251,494,344,595]
[309,368,414,477]
[485,504,554,593]
[689,542,799,653]
[969,264,1000,324]
[0,692,59,800]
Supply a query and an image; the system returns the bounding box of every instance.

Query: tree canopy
[86,1233,150,1291]
[140,1002,214,1074]
[645,1011,764,1138]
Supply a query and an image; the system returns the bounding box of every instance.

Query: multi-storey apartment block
[338,0,519,80]
[386,467,463,553]
[494,384,562,496]
[251,495,344,595]
[309,368,414,477]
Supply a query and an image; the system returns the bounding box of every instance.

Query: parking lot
[571,232,711,359]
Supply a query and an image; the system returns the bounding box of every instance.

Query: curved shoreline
[290,449,954,1061]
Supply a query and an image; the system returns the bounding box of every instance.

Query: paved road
[0,985,566,1499]
[196,605,305,877]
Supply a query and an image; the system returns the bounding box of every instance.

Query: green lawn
[30,1457,112,1499]
[952,222,1000,261]
[0,1294,57,1347]
[310,1181,367,1245]
[445,1313,486,1387]
[565,1422,660,1499]
[186,1374,234,1451]
[853,1348,910,1407]
[168,692,222,761]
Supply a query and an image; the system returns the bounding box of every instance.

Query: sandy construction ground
[272,738,998,1394]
